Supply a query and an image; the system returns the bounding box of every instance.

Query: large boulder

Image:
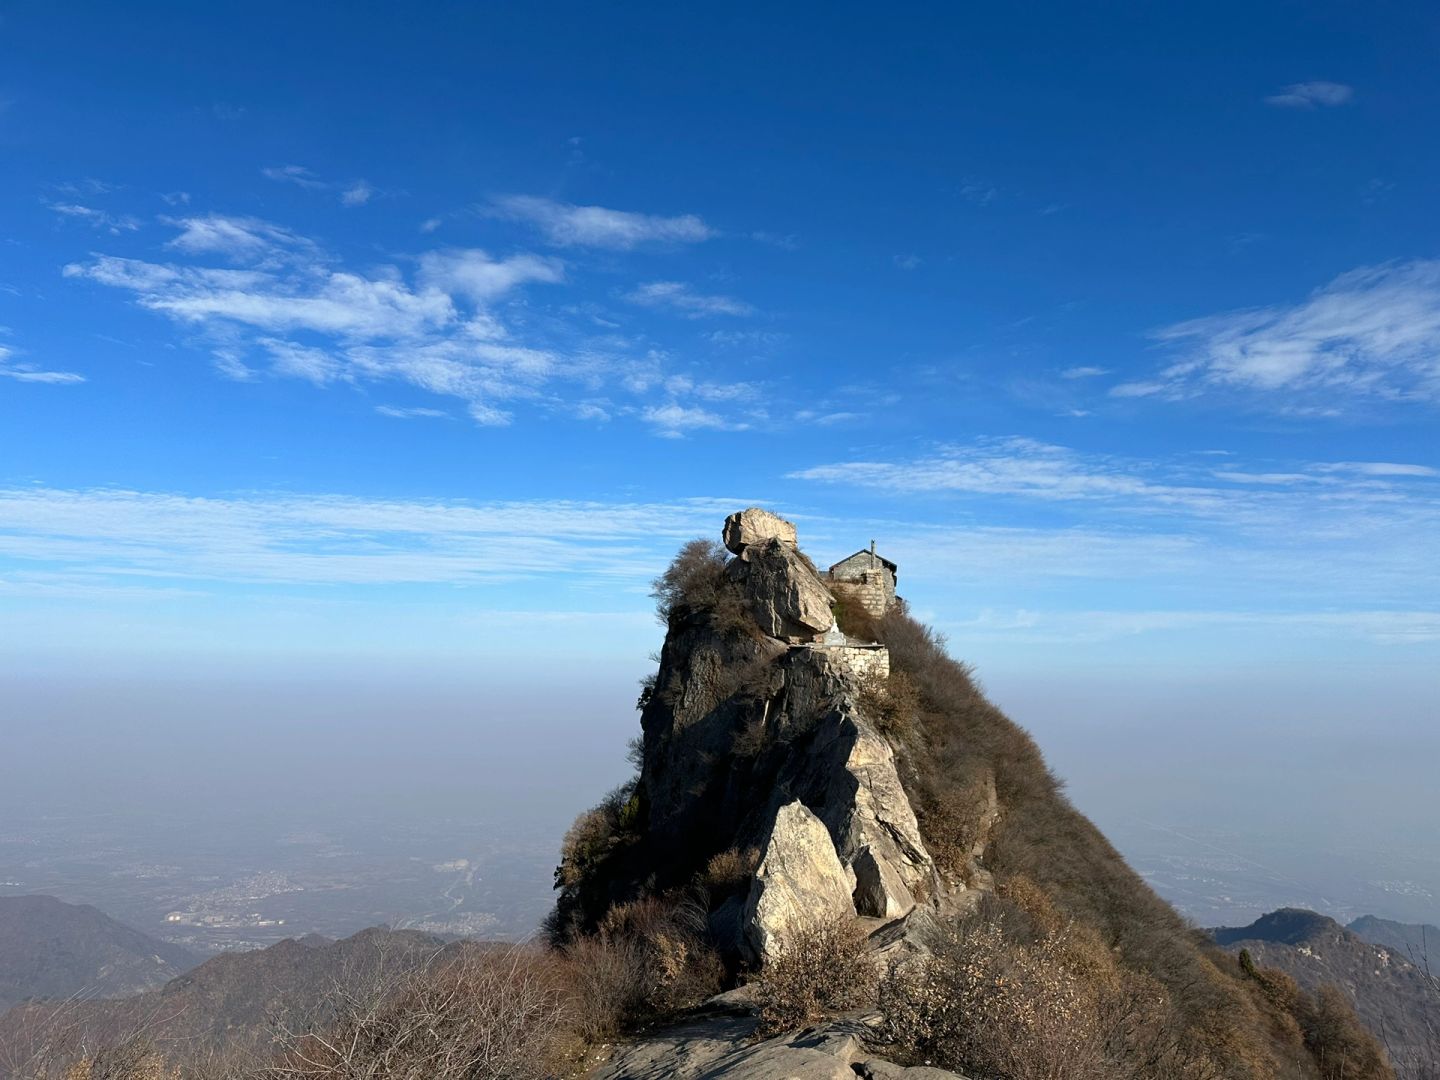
[743,801,855,962]
[723,507,798,555]
[852,847,915,920]
[727,538,835,641]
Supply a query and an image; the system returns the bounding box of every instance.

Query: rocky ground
[590,990,965,1080]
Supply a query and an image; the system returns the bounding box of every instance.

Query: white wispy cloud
[4,485,1435,653]
[1265,81,1354,108]
[62,218,572,421]
[624,281,753,318]
[68,254,456,339]
[375,405,450,419]
[262,164,378,206]
[639,403,749,437]
[164,213,315,261]
[1060,365,1110,379]
[340,180,374,207]
[0,343,86,385]
[59,212,774,432]
[490,195,714,249]
[0,488,739,587]
[788,436,1440,539]
[794,409,860,425]
[661,375,756,401]
[46,203,140,234]
[416,248,563,304]
[790,438,1225,511]
[1113,260,1440,408]
[1315,461,1439,478]
[941,607,1440,647]
[0,368,84,385]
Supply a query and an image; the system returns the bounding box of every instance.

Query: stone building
[826,542,898,619]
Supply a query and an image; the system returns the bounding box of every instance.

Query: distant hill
[1350,916,1440,973]
[1215,908,1439,1079]
[0,925,446,1072]
[0,896,200,1012]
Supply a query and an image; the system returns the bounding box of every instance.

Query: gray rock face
[722,507,798,554]
[594,1012,970,1080]
[727,538,835,640]
[832,718,934,903]
[743,800,855,962]
[852,847,915,919]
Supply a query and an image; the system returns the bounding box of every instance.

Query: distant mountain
[0,895,199,1012]
[1214,907,1341,948]
[1215,908,1439,1079]
[0,925,446,1071]
[1350,916,1440,973]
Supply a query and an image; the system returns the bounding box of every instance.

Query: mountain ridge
[0,895,200,1013]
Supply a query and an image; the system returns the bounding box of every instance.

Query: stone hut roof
[829,549,898,578]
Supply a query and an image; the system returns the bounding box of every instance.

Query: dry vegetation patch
[756,917,877,1038]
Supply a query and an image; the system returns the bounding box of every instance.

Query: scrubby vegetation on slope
[845,598,1393,1080]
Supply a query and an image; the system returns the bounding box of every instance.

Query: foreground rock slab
[592,1013,968,1079]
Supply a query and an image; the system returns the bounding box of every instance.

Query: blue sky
[3,0,1439,702]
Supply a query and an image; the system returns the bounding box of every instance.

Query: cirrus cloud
[1112,260,1440,409]
[490,194,714,249]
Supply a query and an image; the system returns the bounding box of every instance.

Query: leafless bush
[259,943,570,1080]
[701,847,760,897]
[0,995,192,1080]
[555,782,640,889]
[564,895,724,1041]
[1299,984,1395,1080]
[856,669,920,741]
[830,588,879,641]
[756,917,876,1037]
[878,908,1226,1080]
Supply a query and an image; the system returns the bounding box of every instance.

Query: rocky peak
[622,510,956,963]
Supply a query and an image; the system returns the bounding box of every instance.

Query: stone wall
[802,642,890,681]
[829,574,895,620]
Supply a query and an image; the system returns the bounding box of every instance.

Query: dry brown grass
[649,538,757,638]
[564,895,724,1041]
[701,846,760,897]
[878,906,1224,1080]
[259,943,573,1080]
[756,917,876,1037]
[856,669,921,741]
[870,602,1387,1080]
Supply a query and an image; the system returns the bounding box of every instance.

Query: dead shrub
[650,539,756,638]
[702,847,760,897]
[565,895,724,1040]
[563,934,648,1042]
[1297,984,1394,1080]
[756,917,876,1037]
[913,765,994,879]
[57,1040,178,1080]
[878,912,1222,1080]
[260,943,572,1080]
[555,782,640,889]
[831,588,880,641]
[856,670,920,741]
